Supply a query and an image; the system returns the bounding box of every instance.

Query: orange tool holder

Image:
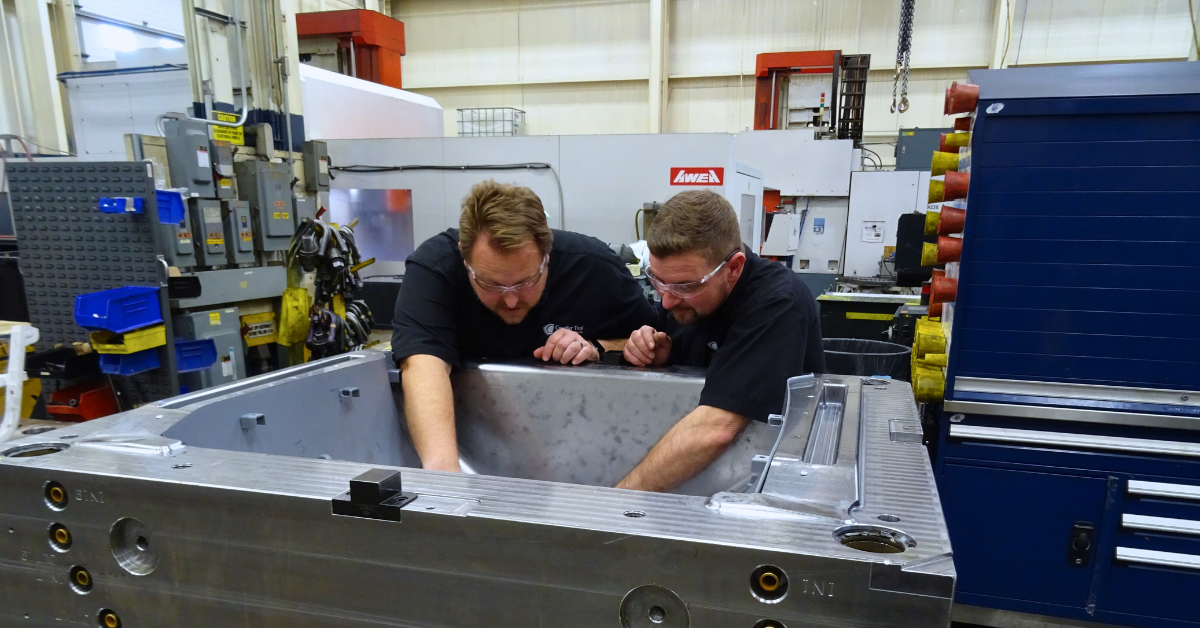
[296,9,406,89]
[753,51,840,131]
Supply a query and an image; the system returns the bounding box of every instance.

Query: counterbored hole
[877,514,901,523]
[750,565,788,603]
[647,605,666,623]
[98,609,121,628]
[834,525,915,554]
[4,443,70,457]
[753,620,787,628]
[49,524,72,552]
[110,518,158,576]
[45,481,69,511]
[68,566,93,594]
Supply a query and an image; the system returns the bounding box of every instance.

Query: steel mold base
[0,351,954,627]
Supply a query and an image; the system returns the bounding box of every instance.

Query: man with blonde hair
[618,189,824,492]
[392,180,655,472]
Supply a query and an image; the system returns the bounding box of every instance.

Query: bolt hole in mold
[3,443,70,458]
[98,608,121,628]
[834,525,916,554]
[111,518,159,576]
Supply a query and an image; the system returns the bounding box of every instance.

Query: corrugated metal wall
[391,0,1197,140]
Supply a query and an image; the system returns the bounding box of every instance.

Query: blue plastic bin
[175,338,217,373]
[99,347,161,376]
[74,286,162,333]
[155,189,186,224]
[98,196,144,214]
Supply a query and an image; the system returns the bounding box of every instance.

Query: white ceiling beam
[648,0,667,133]
[13,0,69,153]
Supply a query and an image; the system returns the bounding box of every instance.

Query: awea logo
[670,167,724,185]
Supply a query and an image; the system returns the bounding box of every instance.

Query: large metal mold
[0,351,954,627]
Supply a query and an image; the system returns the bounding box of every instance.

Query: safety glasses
[645,250,737,298]
[466,255,548,294]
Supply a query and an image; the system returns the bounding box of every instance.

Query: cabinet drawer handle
[1123,514,1200,536]
[1128,480,1200,502]
[1116,547,1200,570]
[948,425,1200,458]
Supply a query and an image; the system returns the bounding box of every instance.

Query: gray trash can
[823,338,912,381]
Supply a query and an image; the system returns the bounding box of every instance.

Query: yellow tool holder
[89,325,167,354]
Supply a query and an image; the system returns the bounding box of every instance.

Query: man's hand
[400,354,461,472]
[534,328,599,364]
[623,325,671,367]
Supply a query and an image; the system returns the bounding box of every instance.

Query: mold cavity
[835,525,916,553]
[4,443,70,458]
[750,565,788,603]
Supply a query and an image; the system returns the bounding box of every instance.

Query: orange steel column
[752,51,839,130]
[296,9,406,89]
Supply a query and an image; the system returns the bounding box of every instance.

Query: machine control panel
[164,119,216,198]
[190,199,226,267]
[222,200,255,265]
[234,160,294,252]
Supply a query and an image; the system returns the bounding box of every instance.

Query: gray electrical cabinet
[158,211,197,270]
[211,140,236,199]
[293,195,317,228]
[302,140,329,192]
[164,119,216,197]
[174,307,245,392]
[189,199,226,267]
[222,200,256,265]
[235,160,294,251]
[894,127,953,171]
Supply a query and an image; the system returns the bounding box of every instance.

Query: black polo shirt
[392,228,656,367]
[658,248,825,423]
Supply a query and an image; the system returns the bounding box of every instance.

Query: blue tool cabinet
[937,62,1200,628]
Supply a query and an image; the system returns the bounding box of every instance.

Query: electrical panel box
[235,160,294,252]
[174,307,244,392]
[158,211,197,271]
[164,119,216,198]
[302,140,329,192]
[895,128,953,171]
[190,199,226,267]
[222,200,255,265]
[293,195,317,228]
[211,140,236,199]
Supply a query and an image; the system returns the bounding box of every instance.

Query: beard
[492,304,532,325]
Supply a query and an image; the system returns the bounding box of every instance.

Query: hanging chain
[891,0,916,114]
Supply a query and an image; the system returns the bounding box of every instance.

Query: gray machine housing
[0,352,954,627]
[188,198,226,267]
[173,306,245,391]
[157,210,196,271]
[221,200,256,265]
[234,160,294,251]
[163,119,216,197]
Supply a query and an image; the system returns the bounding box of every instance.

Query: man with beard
[392,180,655,472]
[617,190,825,492]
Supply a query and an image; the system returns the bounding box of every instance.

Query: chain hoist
[891,0,916,113]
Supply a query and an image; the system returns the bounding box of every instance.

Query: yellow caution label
[273,212,281,219]
[209,312,221,325]
[205,238,224,245]
[240,281,248,289]
[241,232,252,241]
[282,212,289,219]
[218,178,232,188]
[845,312,893,321]
[212,113,244,145]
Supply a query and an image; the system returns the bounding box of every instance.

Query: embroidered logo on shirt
[708,341,719,351]
[544,324,584,336]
